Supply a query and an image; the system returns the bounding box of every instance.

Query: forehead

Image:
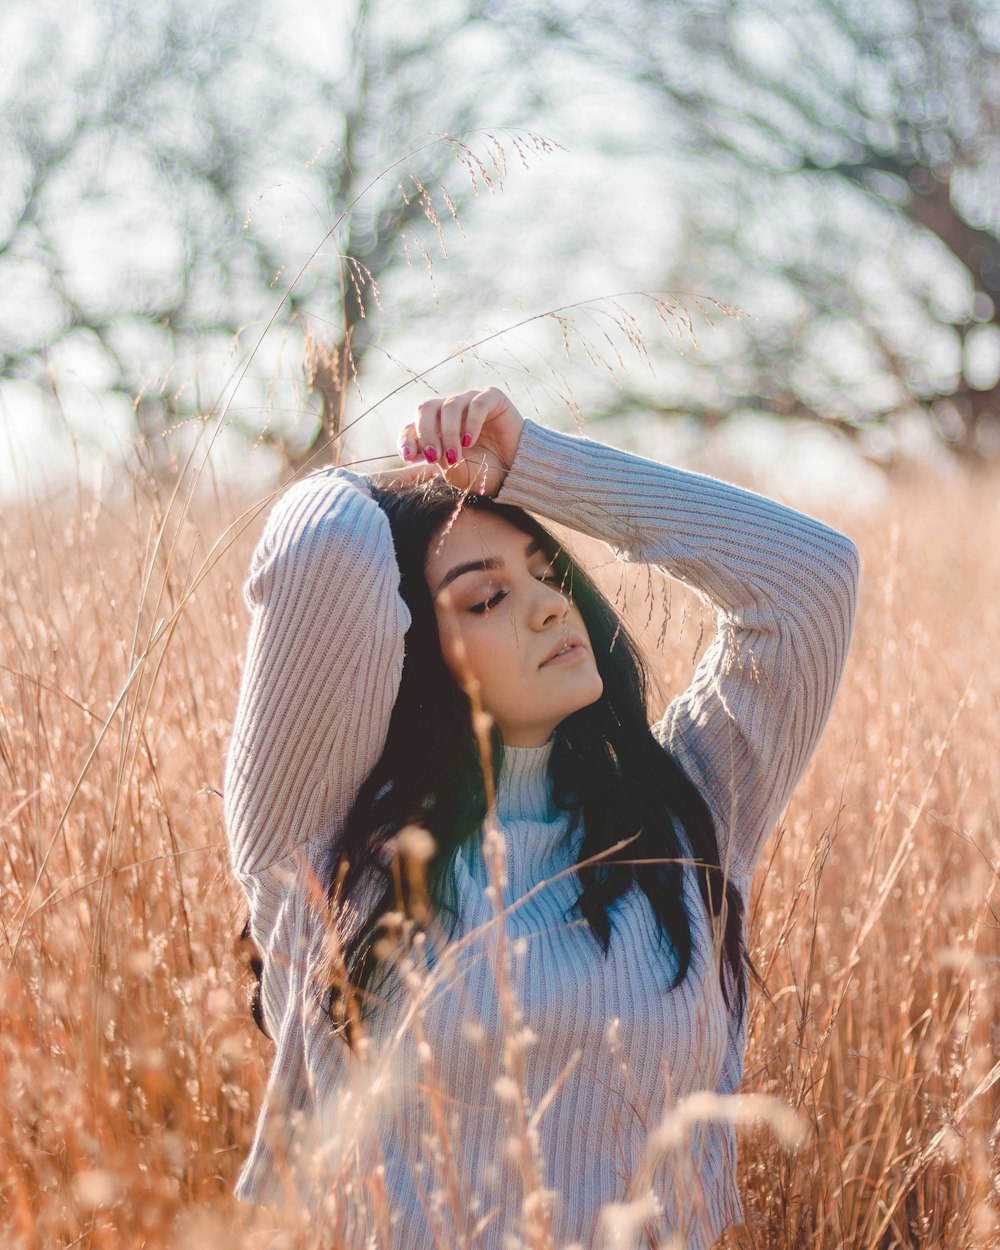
[424,509,535,578]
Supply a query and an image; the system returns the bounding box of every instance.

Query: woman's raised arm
[494,418,860,879]
[225,469,410,884]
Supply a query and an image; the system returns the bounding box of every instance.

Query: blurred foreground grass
[2,461,998,1248]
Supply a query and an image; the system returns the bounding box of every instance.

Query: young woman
[225,388,859,1249]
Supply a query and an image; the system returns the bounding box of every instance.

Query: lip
[539,633,588,668]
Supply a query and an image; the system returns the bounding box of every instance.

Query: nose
[529,579,570,630]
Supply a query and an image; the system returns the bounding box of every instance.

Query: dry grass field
[2,451,998,1249]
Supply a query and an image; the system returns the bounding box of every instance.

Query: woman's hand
[396,387,525,497]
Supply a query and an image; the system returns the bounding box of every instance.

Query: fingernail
[445,448,457,466]
[461,433,472,448]
[401,444,413,460]
[424,446,438,463]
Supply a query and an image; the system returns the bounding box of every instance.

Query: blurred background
[2,0,999,505]
[5,10,1000,1243]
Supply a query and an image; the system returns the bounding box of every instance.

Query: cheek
[434,612,500,691]
[436,613,525,697]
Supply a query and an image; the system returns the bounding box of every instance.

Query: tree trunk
[291,329,355,475]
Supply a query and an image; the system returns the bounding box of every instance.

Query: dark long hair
[326,479,748,1032]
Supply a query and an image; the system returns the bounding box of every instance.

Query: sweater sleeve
[224,468,410,883]
[496,419,859,878]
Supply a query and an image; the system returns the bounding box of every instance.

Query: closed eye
[469,589,508,615]
[537,569,571,596]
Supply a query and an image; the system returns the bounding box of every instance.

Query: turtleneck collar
[487,740,581,902]
[495,740,556,824]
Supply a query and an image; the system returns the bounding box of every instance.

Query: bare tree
[0,0,285,466]
[264,2,551,470]
[533,0,1000,452]
[0,0,548,475]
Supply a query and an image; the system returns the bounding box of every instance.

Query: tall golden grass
[2,452,998,1249]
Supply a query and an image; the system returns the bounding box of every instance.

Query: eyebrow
[435,538,543,595]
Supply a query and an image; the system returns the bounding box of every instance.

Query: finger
[397,421,420,462]
[439,393,471,467]
[464,388,502,454]
[416,398,442,464]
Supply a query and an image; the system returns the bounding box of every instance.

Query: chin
[568,673,604,716]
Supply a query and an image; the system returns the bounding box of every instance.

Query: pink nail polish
[424,446,438,463]
[401,444,413,460]
[461,433,472,447]
[445,448,457,466]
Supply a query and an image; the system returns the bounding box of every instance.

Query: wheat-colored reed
[2,455,997,1249]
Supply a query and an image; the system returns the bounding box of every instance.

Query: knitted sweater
[224,420,860,1249]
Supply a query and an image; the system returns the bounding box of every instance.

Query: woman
[225,388,859,1248]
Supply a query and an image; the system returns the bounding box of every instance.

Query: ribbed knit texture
[224,420,860,1248]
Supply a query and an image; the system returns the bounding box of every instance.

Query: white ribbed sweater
[225,420,860,1249]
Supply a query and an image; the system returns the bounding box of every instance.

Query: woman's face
[425,510,604,747]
